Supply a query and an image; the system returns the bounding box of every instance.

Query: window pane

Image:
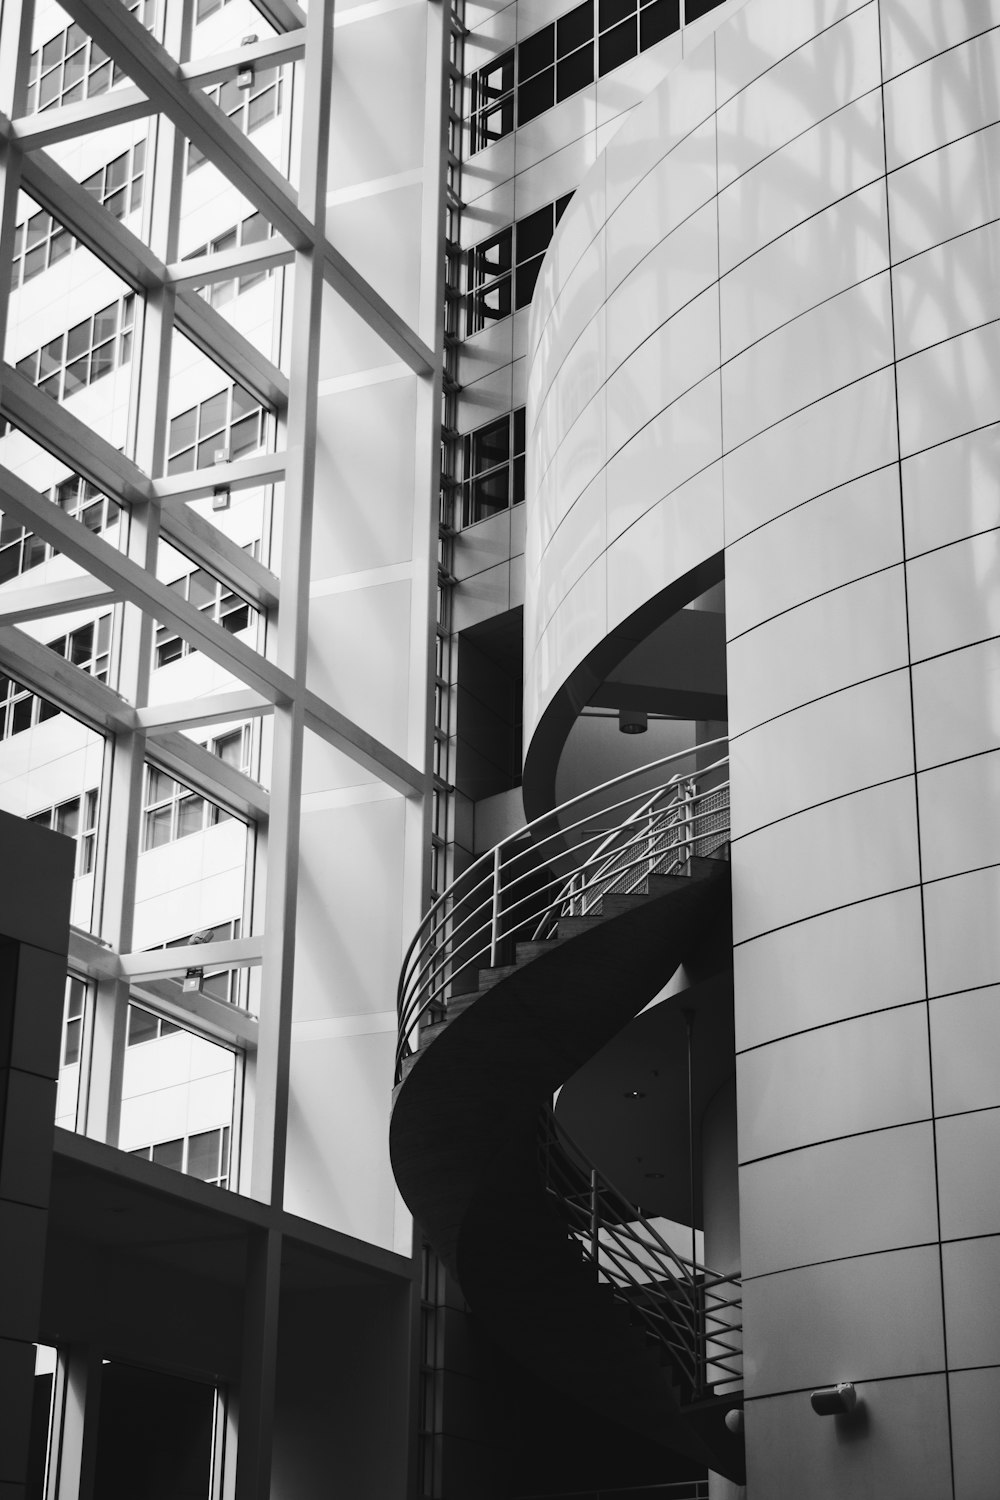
[68,623,94,665]
[54,798,81,838]
[600,0,635,27]
[470,469,510,522]
[231,384,258,420]
[229,414,260,459]
[90,341,114,381]
[144,805,173,849]
[557,1,594,55]
[518,25,554,80]
[515,256,544,308]
[640,0,680,46]
[186,1128,221,1181]
[127,1005,159,1046]
[92,303,118,344]
[199,390,227,437]
[151,1138,184,1171]
[187,569,215,611]
[476,51,513,104]
[214,730,244,767]
[516,205,555,264]
[477,276,512,324]
[169,407,197,453]
[473,230,513,284]
[472,418,509,473]
[556,44,594,100]
[176,794,205,839]
[599,16,637,72]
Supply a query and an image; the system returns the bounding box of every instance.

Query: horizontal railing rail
[516,1484,710,1500]
[540,1112,743,1403]
[396,738,730,1080]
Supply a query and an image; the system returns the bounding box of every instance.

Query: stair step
[646,872,691,899]
[418,1018,449,1048]
[446,992,479,1020]
[514,939,560,964]
[556,914,605,940]
[598,891,649,918]
[477,964,519,990]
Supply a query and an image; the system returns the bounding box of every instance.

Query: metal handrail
[541,1112,743,1402]
[396,738,730,1078]
[516,1485,710,1500]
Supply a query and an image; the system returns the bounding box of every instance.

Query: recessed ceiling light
[624,1089,646,1099]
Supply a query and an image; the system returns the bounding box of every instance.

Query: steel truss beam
[0,621,268,819]
[0,456,294,702]
[53,0,436,375]
[12,138,289,410]
[0,366,279,609]
[181,31,306,87]
[151,451,286,505]
[165,237,294,289]
[9,34,308,150]
[137,688,271,734]
[11,87,154,148]
[120,933,263,980]
[128,977,259,1047]
[0,576,116,623]
[0,437,424,794]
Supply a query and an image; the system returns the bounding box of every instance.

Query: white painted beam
[120,934,264,979]
[180,30,305,87]
[166,237,294,288]
[138,688,271,733]
[129,977,259,1047]
[149,730,270,822]
[11,87,154,149]
[0,623,137,734]
[0,457,293,704]
[0,576,116,624]
[151,450,286,505]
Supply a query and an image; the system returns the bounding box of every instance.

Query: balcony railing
[397,737,730,1080]
[541,1111,743,1403]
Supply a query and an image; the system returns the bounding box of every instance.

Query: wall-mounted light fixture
[618,709,647,735]
[810,1383,857,1416]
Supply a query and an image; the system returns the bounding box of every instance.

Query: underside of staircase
[390,856,744,1484]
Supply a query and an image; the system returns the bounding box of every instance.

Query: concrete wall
[524,2,1000,1493]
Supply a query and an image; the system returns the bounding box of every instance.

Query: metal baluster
[590,1167,599,1272]
[489,842,502,967]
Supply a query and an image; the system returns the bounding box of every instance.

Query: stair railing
[396,738,730,1081]
[540,1111,743,1402]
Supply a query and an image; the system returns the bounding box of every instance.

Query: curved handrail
[396,738,730,1079]
[541,1112,743,1401]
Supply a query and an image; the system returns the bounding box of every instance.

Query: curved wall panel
[525,1,1000,1494]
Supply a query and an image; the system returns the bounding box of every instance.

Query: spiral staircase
[390,741,745,1485]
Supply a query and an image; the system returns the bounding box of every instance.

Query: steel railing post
[590,1167,599,1271]
[489,843,502,967]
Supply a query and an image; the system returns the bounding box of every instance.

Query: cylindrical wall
[524,3,1000,1494]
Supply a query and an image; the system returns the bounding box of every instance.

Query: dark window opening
[461,408,526,527]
